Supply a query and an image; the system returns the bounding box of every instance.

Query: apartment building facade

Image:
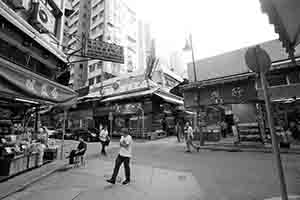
[66,0,138,90]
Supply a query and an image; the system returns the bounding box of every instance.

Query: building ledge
[182,72,256,91]
[0,1,67,63]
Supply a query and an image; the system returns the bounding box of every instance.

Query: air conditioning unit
[8,0,29,10]
[31,2,56,34]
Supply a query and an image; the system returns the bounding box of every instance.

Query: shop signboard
[84,39,124,64]
[197,79,257,106]
[0,59,77,104]
[115,103,142,115]
[101,75,148,97]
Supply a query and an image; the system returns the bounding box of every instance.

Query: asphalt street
[5,137,300,200]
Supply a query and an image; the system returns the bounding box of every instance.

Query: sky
[126,0,278,62]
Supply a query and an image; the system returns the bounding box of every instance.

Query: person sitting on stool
[67,136,87,164]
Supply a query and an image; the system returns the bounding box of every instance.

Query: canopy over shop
[0,57,77,179]
[92,87,184,139]
[183,39,300,143]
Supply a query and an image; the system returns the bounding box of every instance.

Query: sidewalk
[0,160,67,200]
[0,140,119,200]
[197,137,300,154]
[6,159,204,200]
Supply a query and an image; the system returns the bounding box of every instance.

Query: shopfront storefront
[0,59,77,179]
[183,73,262,142]
[0,0,77,179]
[97,88,184,139]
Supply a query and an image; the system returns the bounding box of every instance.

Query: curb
[199,146,300,154]
[0,162,66,200]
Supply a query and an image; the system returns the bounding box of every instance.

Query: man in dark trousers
[67,136,87,164]
[106,128,133,185]
[175,121,182,142]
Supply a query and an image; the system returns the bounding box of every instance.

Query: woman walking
[99,126,109,156]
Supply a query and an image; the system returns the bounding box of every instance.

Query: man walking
[99,125,109,156]
[106,128,133,185]
[175,121,182,142]
[184,121,200,153]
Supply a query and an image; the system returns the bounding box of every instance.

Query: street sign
[245,46,289,200]
[245,45,271,73]
[84,39,124,64]
[109,112,113,120]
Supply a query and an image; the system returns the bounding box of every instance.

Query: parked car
[72,128,100,142]
[49,128,73,140]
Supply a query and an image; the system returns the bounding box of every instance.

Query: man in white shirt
[106,128,133,185]
[184,121,200,153]
[99,126,109,156]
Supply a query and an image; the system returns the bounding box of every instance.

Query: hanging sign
[84,39,124,64]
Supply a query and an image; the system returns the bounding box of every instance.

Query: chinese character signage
[84,39,124,64]
[101,75,148,96]
[0,61,77,104]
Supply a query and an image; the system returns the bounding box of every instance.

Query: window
[289,71,300,84]
[73,1,80,9]
[80,64,83,69]
[88,78,95,86]
[89,64,95,72]
[96,75,101,83]
[91,27,97,35]
[99,10,104,18]
[92,15,98,23]
[97,61,103,69]
[267,73,287,87]
[97,23,104,30]
[95,35,103,41]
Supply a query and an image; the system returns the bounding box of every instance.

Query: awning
[101,88,158,102]
[260,0,300,57]
[0,57,77,107]
[77,91,101,101]
[154,91,184,105]
[257,83,300,102]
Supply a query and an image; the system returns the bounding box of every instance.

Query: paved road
[5,137,300,200]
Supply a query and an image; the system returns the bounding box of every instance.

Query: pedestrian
[99,125,109,156]
[220,121,228,138]
[106,128,133,185]
[184,121,200,153]
[162,117,168,135]
[175,121,181,142]
[67,136,87,164]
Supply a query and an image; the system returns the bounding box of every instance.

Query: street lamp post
[183,33,197,82]
[183,33,201,143]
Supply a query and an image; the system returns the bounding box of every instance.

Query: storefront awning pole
[34,106,40,140]
[60,110,67,160]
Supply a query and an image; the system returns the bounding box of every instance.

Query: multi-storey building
[66,0,138,90]
[0,0,77,129]
[137,21,155,73]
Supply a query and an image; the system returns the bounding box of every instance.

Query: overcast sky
[126,0,278,61]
